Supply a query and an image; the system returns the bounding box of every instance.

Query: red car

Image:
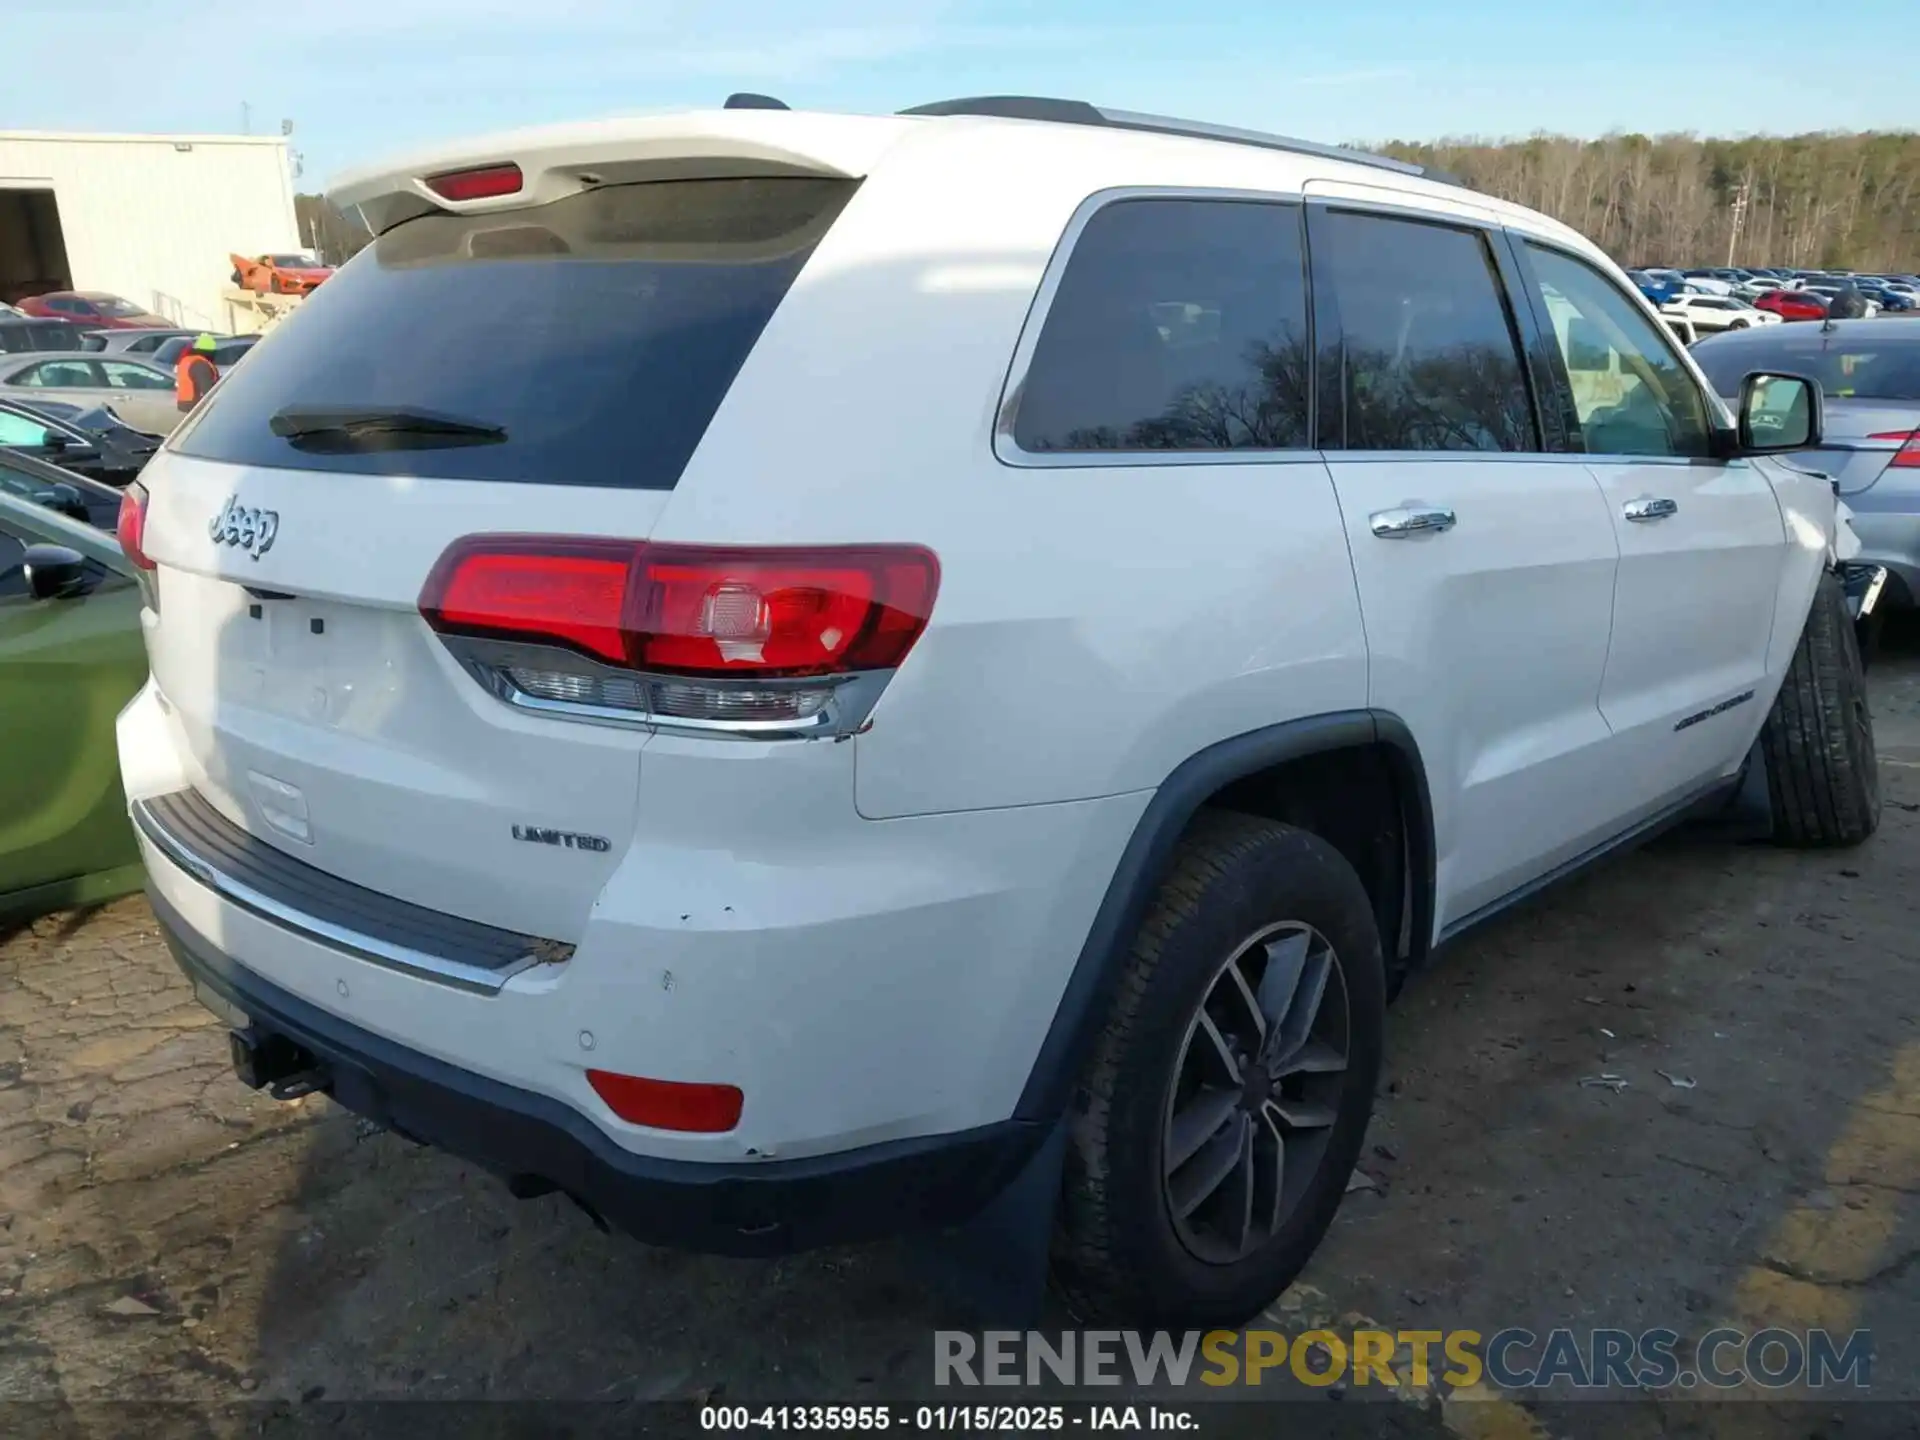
[1753,289,1829,323]
[15,290,174,330]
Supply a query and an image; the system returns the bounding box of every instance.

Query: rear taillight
[423,162,523,202]
[419,538,940,736]
[117,482,155,571]
[1867,430,1920,469]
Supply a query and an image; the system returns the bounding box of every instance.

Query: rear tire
[1052,811,1384,1328]
[1763,572,1879,847]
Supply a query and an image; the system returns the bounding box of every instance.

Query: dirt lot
[4,640,1920,1439]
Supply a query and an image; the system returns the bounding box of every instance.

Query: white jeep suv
[115,95,1879,1327]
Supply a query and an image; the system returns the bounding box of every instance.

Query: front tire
[1053,812,1385,1327]
[1763,572,1879,847]
[1728,318,1750,329]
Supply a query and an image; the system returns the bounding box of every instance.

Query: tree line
[296,129,1919,273]
[1371,131,1920,272]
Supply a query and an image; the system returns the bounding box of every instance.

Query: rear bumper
[153,886,1044,1255]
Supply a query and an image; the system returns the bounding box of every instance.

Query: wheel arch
[1012,709,1435,1124]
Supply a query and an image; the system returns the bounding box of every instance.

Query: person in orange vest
[175,333,220,412]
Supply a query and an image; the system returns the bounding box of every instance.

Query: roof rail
[898,95,1463,187]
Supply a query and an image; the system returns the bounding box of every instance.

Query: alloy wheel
[1161,921,1351,1265]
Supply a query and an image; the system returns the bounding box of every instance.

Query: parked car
[0,354,181,435]
[1694,320,1920,603]
[149,334,258,374]
[0,448,124,529]
[231,253,334,296]
[16,291,174,330]
[0,397,160,484]
[1660,312,1700,346]
[0,318,88,354]
[0,485,149,920]
[80,328,199,357]
[1678,270,1736,296]
[1755,289,1830,322]
[122,98,1876,1328]
[1661,293,1781,333]
[1627,268,1684,305]
[1801,283,1881,317]
[1854,284,1915,313]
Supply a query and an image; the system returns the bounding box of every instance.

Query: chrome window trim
[1324,450,1732,468]
[441,635,894,741]
[133,800,537,996]
[993,185,1319,470]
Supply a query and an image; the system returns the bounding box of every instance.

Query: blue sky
[5,0,1912,187]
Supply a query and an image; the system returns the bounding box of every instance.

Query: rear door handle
[1370,505,1456,539]
[1623,496,1678,522]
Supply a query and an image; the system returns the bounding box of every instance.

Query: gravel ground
[4,636,1919,1440]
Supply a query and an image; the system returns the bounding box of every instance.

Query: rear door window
[20,360,100,388]
[1009,198,1311,454]
[1316,210,1537,452]
[172,176,856,489]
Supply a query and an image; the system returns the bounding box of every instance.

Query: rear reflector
[117,482,155,571]
[424,162,524,202]
[1867,430,1920,468]
[587,1070,743,1132]
[420,538,939,678]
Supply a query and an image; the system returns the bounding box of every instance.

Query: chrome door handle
[1370,505,1456,539]
[1623,496,1678,522]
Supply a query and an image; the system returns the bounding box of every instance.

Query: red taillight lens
[420,538,939,678]
[116,482,155,571]
[422,538,636,665]
[424,162,523,202]
[1867,431,1920,468]
[586,1070,743,1133]
[635,548,937,675]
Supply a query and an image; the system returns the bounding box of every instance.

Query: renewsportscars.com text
[934,1328,1872,1392]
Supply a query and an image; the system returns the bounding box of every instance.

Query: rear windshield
[173,176,856,488]
[1693,333,1920,401]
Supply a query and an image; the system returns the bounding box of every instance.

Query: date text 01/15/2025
[699,1407,1198,1432]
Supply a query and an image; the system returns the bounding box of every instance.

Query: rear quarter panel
[648,125,1370,818]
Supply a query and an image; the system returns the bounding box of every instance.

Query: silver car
[0,353,180,435]
[1694,320,1920,604]
[79,328,199,357]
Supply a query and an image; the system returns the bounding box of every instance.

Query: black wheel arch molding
[1012,709,1435,1124]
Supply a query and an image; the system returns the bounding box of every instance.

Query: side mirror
[47,481,89,523]
[22,542,92,599]
[1737,371,1823,453]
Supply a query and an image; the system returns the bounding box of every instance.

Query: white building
[0,130,303,332]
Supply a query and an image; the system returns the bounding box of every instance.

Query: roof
[326,100,1591,258]
[1696,318,1916,346]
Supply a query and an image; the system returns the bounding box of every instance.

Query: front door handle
[1370,505,1456,539]
[1623,496,1678,522]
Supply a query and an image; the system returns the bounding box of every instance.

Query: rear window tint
[172,176,856,488]
[1011,198,1311,453]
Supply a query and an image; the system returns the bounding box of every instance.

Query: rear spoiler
[327,111,913,236]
